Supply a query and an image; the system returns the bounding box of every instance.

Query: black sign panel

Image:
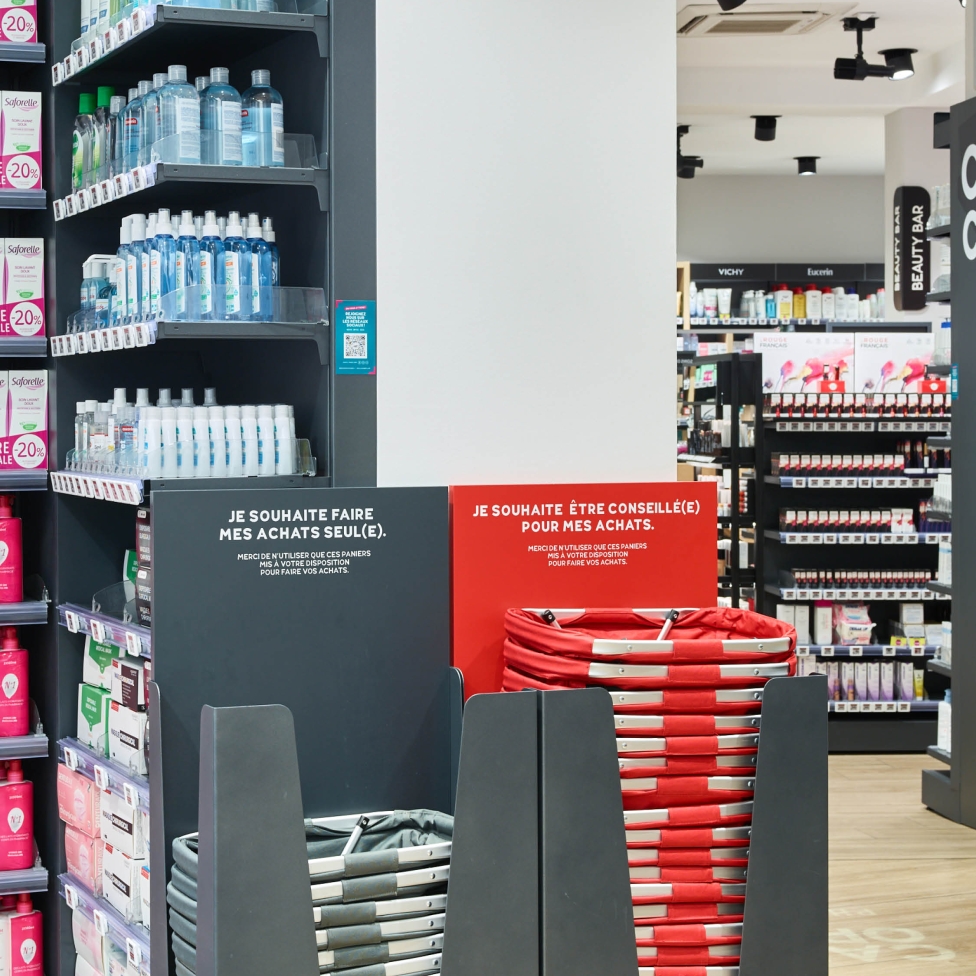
[690,264,776,282]
[892,185,930,310]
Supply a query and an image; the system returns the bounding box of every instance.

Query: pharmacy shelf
[0,41,45,63]
[766,475,942,489]
[927,291,952,304]
[0,599,48,625]
[764,419,951,433]
[59,874,150,976]
[0,866,47,895]
[828,700,938,714]
[830,715,937,753]
[929,436,951,448]
[682,318,910,328]
[58,737,150,810]
[55,162,329,217]
[927,223,952,239]
[927,745,951,764]
[766,531,949,546]
[927,659,952,678]
[0,733,47,760]
[0,189,45,210]
[52,320,330,366]
[51,471,319,506]
[57,603,150,660]
[927,581,952,596]
[766,584,950,602]
[0,470,47,491]
[798,645,937,659]
[59,5,327,83]
[0,336,48,358]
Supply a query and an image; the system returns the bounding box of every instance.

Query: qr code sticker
[344,332,367,360]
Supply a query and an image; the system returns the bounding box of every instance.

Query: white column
[884,108,951,321]
[375,0,676,486]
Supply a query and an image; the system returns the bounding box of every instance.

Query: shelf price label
[92,909,109,936]
[90,618,106,642]
[883,646,897,657]
[64,610,79,634]
[92,764,108,790]
[125,631,141,657]
[820,646,835,657]
[63,884,78,909]
[911,645,926,657]
[849,646,863,657]
[123,782,139,809]
[127,939,142,969]
[63,745,78,771]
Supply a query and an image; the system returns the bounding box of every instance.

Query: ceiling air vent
[677,4,852,37]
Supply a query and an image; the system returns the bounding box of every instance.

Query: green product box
[124,549,139,584]
[77,683,111,757]
[83,635,123,691]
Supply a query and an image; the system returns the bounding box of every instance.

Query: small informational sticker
[335,299,376,375]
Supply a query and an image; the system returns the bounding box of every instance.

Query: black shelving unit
[677,353,763,610]
[757,401,950,753]
[40,3,380,974]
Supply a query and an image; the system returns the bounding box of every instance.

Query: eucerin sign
[807,268,834,277]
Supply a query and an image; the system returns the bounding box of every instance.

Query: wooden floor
[830,754,976,974]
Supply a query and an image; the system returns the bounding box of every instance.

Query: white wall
[375,0,676,486]
[883,108,950,322]
[678,176,885,264]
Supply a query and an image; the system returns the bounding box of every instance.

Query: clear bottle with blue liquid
[246,213,273,321]
[158,65,201,164]
[201,67,242,166]
[198,211,225,322]
[241,69,284,168]
[174,211,200,321]
[222,211,251,321]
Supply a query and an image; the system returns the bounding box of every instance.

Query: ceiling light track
[834,16,915,81]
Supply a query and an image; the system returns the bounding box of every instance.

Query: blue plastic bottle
[246,213,273,321]
[158,65,201,165]
[241,69,284,168]
[198,211,225,322]
[127,214,147,324]
[174,211,200,321]
[201,67,242,166]
[152,209,176,319]
[261,217,280,289]
[222,212,251,321]
[142,212,157,322]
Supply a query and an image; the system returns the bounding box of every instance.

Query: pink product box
[56,764,100,838]
[0,240,43,337]
[64,825,101,894]
[0,370,46,471]
[0,91,40,191]
[0,5,36,45]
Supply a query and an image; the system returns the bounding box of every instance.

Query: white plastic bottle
[161,407,178,478]
[241,406,259,477]
[192,406,210,477]
[209,405,227,478]
[805,285,822,321]
[145,407,162,478]
[225,405,243,477]
[821,287,835,321]
[256,405,275,476]
[273,405,294,474]
[176,406,193,478]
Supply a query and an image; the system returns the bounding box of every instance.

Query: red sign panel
[451,483,718,697]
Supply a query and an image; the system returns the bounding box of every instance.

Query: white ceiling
[678,0,965,175]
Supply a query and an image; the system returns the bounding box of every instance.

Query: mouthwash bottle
[223,212,251,321]
[158,65,201,164]
[201,67,242,166]
[241,70,284,167]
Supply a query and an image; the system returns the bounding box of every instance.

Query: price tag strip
[57,603,150,658]
[774,587,950,603]
[49,322,157,357]
[51,472,144,506]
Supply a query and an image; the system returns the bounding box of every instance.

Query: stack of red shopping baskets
[502,607,797,976]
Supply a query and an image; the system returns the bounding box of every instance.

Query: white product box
[938,700,952,753]
[854,661,868,701]
[76,955,102,976]
[841,661,855,701]
[110,657,145,710]
[826,661,840,700]
[72,908,103,974]
[867,661,880,701]
[102,843,145,923]
[794,605,811,645]
[77,683,111,757]
[108,701,147,775]
[0,92,41,190]
[880,660,895,701]
[99,787,145,858]
[2,239,44,337]
[775,604,795,627]
[897,661,914,701]
[83,635,122,691]
[899,603,925,625]
[814,603,832,646]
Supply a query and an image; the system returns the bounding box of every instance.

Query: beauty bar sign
[892,185,930,310]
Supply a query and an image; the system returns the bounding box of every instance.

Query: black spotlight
[677,125,704,180]
[718,0,748,9]
[796,156,819,176]
[834,16,901,80]
[880,48,917,80]
[752,116,780,142]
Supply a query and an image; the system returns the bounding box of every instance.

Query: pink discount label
[0,432,46,470]
[0,299,43,337]
[0,6,37,44]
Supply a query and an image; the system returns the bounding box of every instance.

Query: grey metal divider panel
[540,688,638,976]
[441,689,637,976]
[739,675,828,976]
[441,692,539,976]
[196,704,318,976]
[150,486,452,975]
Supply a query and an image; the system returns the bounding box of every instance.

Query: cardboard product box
[134,567,151,628]
[899,603,925,625]
[814,602,832,646]
[854,661,868,701]
[841,661,855,701]
[83,636,123,691]
[123,549,138,584]
[64,824,102,894]
[1,369,46,472]
[794,604,811,645]
[57,764,101,837]
[72,908,103,974]
[776,604,795,627]
[0,3,37,45]
[108,701,147,775]
[77,684,111,757]
[897,661,915,701]
[102,843,145,923]
[99,787,145,859]
[135,508,151,567]
[867,661,880,701]
[110,657,146,711]
[75,952,102,976]
[826,661,840,700]
[0,93,41,190]
[2,239,43,337]
[880,661,895,701]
